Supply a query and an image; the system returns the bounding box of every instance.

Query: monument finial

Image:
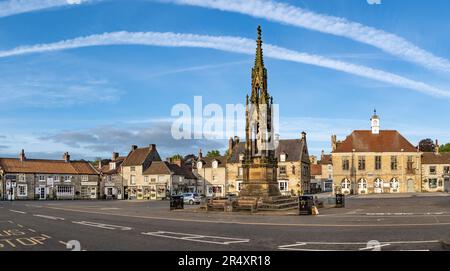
[255,25,264,68]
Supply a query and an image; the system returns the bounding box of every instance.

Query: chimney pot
[131,145,138,151]
[19,149,26,162]
[63,152,70,162]
[112,152,119,161]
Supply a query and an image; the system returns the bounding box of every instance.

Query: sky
[0,0,449,161]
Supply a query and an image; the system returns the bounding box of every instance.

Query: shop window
[429,179,438,189]
[278,181,288,192]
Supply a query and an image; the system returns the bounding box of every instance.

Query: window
[358,156,366,170]
[278,181,288,192]
[239,154,244,161]
[130,166,136,172]
[391,156,398,170]
[81,175,89,182]
[18,184,27,196]
[19,174,26,182]
[342,158,350,171]
[438,179,443,187]
[444,167,450,175]
[197,162,203,169]
[280,153,286,162]
[54,175,60,182]
[302,165,309,176]
[236,181,243,191]
[430,166,437,175]
[57,186,74,196]
[407,156,414,170]
[292,165,296,175]
[212,175,217,181]
[375,156,382,170]
[110,162,116,170]
[279,166,287,175]
[151,178,156,183]
[38,175,46,182]
[64,175,72,182]
[130,175,136,185]
[144,176,149,183]
[238,167,243,177]
[429,179,438,189]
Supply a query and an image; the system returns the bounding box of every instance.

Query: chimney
[98,159,103,170]
[331,135,337,152]
[435,140,440,154]
[63,152,70,163]
[198,148,203,160]
[19,149,26,162]
[149,144,156,151]
[228,138,234,158]
[321,150,325,160]
[112,152,119,161]
[301,131,307,140]
[131,145,138,151]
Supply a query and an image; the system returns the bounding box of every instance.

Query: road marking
[72,221,132,231]
[278,240,440,251]
[17,224,24,228]
[28,229,36,233]
[100,208,120,210]
[33,214,65,221]
[59,241,67,245]
[142,231,250,245]
[25,204,43,208]
[9,209,26,214]
[45,206,450,228]
[41,234,52,239]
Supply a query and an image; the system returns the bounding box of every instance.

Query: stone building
[122,144,162,200]
[194,150,227,197]
[143,158,197,199]
[227,133,311,196]
[421,144,450,192]
[0,150,99,200]
[99,152,126,200]
[332,112,422,195]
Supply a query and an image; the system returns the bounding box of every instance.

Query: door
[358,179,367,194]
[444,178,450,193]
[374,179,383,194]
[407,179,415,193]
[39,187,46,200]
[7,187,16,200]
[90,187,97,199]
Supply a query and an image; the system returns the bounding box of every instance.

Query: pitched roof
[122,146,161,166]
[320,154,332,165]
[198,156,227,168]
[143,161,197,179]
[100,158,125,175]
[0,158,98,175]
[422,152,450,164]
[228,139,309,163]
[333,130,417,153]
[311,164,322,176]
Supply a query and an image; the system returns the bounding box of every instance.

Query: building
[310,153,333,193]
[194,150,227,198]
[143,158,197,198]
[122,144,162,200]
[0,150,99,200]
[99,152,126,199]
[332,111,422,195]
[421,144,450,192]
[227,133,311,196]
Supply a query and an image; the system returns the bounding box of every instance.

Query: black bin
[170,195,184,210]
[335,194,345,208]
[299,195,314,215]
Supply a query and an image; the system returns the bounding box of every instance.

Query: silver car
[182,193,202,205]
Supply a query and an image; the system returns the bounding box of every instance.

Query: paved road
[1,195,450,251]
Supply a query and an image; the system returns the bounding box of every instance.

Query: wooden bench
[205,199,230,212]
[232,198,258,213]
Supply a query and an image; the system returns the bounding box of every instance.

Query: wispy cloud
[164,0,450,74]
[0,0,96,18]
[0,31,448,98]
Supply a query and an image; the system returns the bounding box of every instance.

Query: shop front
[81,181,98,199]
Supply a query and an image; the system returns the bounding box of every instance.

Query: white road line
[28,228,37,233]
[359,244,391,251]
[41,234,52,239]
[100,208,120,210]
[9,209,26,214]
[142,231,250,245]
[72,221,132,231]
[17,224,24,228]
[278,240,440,251]
[26,204,43,208]
[33,214,65,221]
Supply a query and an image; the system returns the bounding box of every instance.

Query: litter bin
[335,194,345,208]
[299,195,315,215]
[170,195,184,210]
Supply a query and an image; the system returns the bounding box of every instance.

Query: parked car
[182,193,202,205]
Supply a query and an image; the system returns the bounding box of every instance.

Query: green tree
[171,154,183,160]
[439,143,450,153]
[206,150,221,158]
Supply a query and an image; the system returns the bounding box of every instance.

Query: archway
[341,178,351,195]
[390,178,400,193]
[374,178,383,194]
[358,178,367,194]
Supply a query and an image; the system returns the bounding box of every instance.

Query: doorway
[444,178,449,193]
[39,187,46,200]
[90,187,97,199]
[407,179,415,193]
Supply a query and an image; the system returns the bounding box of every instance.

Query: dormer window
[212,160,218,169]
[280,153,286,162]
[109,162,116,170]
[197,161,203,169]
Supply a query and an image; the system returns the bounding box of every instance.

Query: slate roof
[333,130,417,153]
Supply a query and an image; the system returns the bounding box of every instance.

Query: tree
[206,150,221,158]
[171,154,183,160]
[224,149,230,157]
[418,139,435,152]
[439,143,450,153]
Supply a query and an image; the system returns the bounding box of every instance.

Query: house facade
[0,150,99,200]
[121,144,162,200]
[227,133,311,196]
[194,150,227,198]
[421,147,450,192]
[99,152,125,200]
[332,112,422,195]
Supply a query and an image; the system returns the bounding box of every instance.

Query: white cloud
[0,31,449,98]
[0,0,95,18]
[164,0,450,73]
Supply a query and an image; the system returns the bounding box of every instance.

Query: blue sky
[0,0,449,160]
